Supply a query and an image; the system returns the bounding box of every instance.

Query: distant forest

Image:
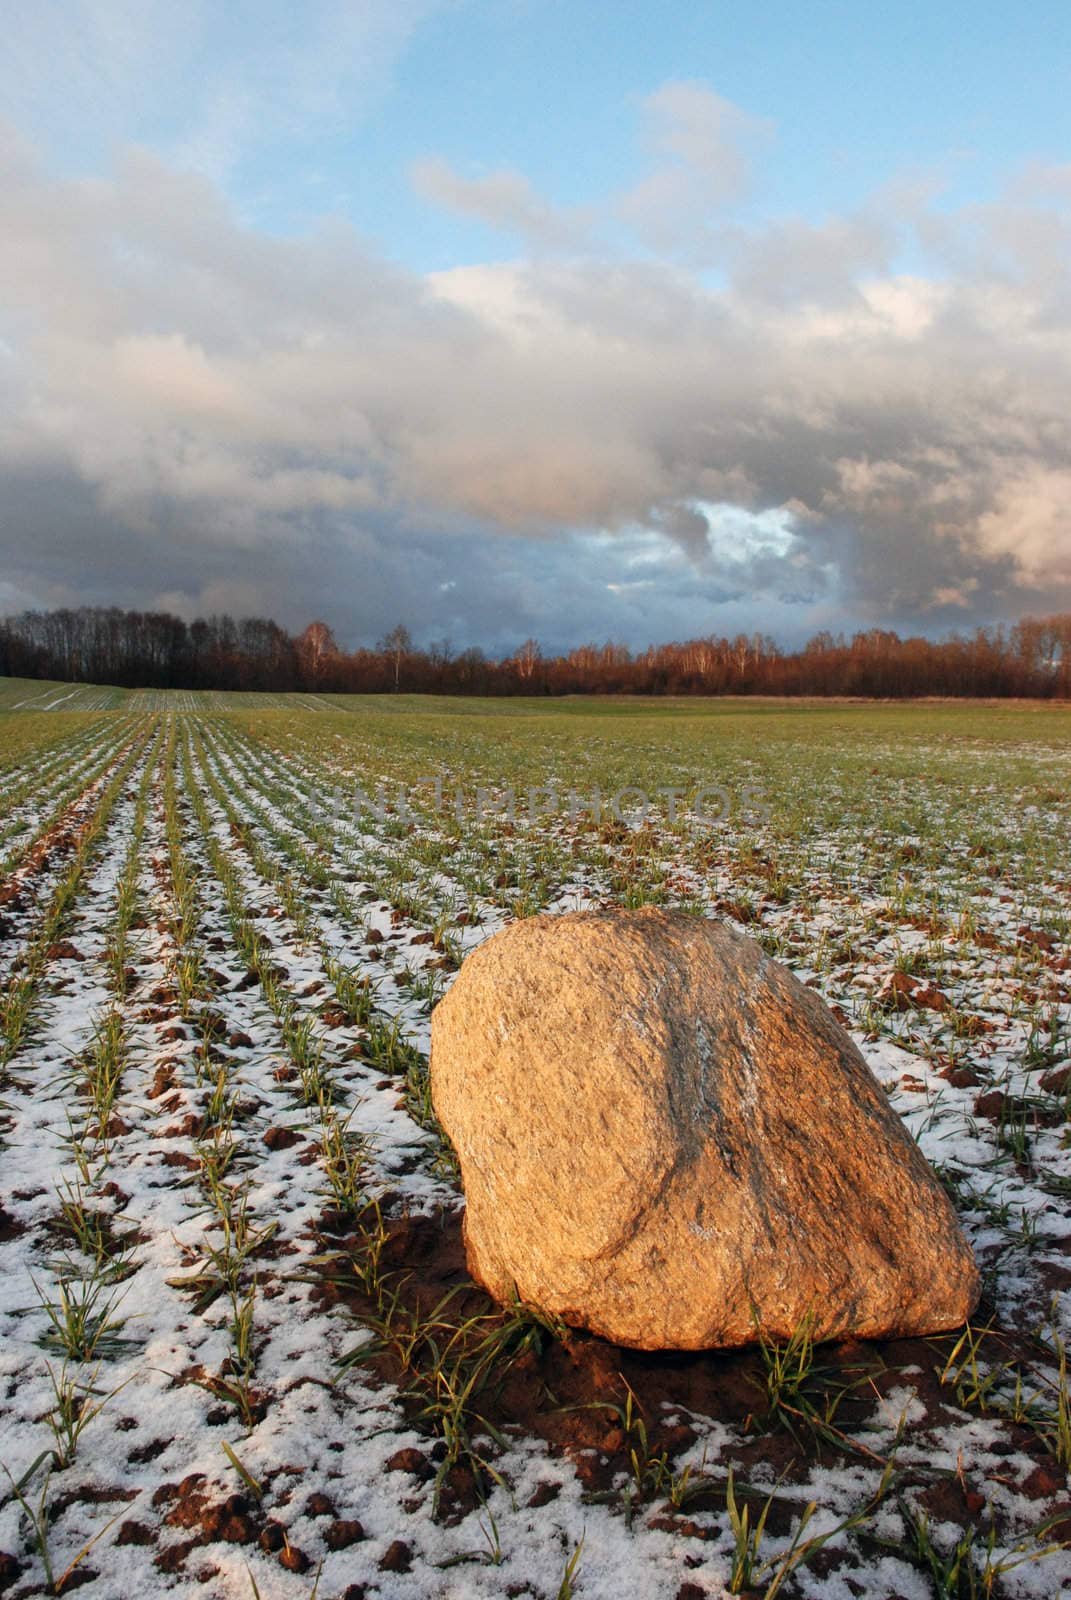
[2,606,1071,698]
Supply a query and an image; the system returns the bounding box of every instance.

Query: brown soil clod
[378,1539,413,1573]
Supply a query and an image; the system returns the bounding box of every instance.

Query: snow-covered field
[1,693,1070,1599]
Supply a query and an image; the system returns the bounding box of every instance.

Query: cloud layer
[2,85,1070,649]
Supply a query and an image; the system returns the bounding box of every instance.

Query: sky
[1,0,1070,654]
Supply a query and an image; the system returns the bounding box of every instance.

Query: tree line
[1,605,1070,698]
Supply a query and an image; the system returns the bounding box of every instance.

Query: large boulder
[430,907,980,1350]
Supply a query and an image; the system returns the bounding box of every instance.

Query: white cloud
[412,157,591,250]
[0,0,444,183]
[976,465,1071,585]
[617,82,774,255]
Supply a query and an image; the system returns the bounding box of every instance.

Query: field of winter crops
[2,687,1071,1600]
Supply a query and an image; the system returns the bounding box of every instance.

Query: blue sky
[1,1,1070,650]
[346,0,1071,272]
[13,1,1070,258]
[14,0,1068,256]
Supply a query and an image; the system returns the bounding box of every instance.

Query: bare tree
[377,624,413,691]
[513,638,541,681]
